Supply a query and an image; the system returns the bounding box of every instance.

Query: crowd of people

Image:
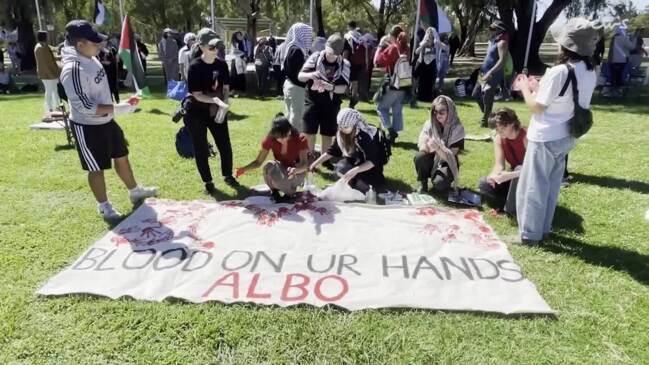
[42,14,601,246]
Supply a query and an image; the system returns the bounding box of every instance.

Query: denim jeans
[376,88,405,132]
[516,136,576,241]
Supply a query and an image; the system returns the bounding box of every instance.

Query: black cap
[65,20,107,43]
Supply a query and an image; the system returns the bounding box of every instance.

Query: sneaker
[129,186,158,204]
[98,202,122,221]
[205,182,218,196]
[560,177,571,188]
[224,175,240,187]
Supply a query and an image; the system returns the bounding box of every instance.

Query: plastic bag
[167,80,188,101]
[317,179,365,202]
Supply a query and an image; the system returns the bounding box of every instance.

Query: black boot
[417,180,429,194]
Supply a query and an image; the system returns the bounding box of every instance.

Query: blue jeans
[516,136,576,241]
[376,89,405,132]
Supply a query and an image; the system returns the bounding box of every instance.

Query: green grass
[0,87,648,364]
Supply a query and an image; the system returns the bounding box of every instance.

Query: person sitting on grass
[414,95,465,193]
[236,114,310,203]
[478,107,526,215]
[310,108,386,193]
[59,20,157,221]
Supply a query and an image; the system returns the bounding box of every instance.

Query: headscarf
[344,30,363,52]
[417,95,465,185]
[183,32,196,45]
[336,108,377,157]
[303,51,350,85]
[280,23,313,67]
[420,27,439,48]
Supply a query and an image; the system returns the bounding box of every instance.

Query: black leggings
[183,110,233,183]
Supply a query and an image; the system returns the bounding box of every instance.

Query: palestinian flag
[419,0,439,30]
[93,0,111,26]
[418,0,452,34]
[118,15,151,97]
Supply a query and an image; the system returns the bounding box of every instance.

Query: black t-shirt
[187,57,230,112]
[283,46,307,88]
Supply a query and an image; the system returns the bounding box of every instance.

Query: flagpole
[119,0,124,23]
[412,0,422,61]
[309,0,314,30]
[211,0,215,31]
[34,0,43,30]
[523,0,537,75]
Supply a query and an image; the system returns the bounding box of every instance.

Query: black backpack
[559,64,593,138]
[175,126,195,158]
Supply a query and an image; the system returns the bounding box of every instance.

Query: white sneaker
[98,202,122,221]
[129,186,158,204]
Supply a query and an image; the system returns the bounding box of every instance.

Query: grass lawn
[0,86,648,364]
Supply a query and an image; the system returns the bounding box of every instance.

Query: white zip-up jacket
[60,46,114,125]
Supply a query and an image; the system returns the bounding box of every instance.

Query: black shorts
[303,101,340,137]
[70,120,129,171]
[349,64,364,82]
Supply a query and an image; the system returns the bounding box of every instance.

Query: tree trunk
[17,2,36,71]
[457,12,482,57]
[315,0,325,37]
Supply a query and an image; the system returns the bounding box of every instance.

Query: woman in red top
[374,26,410,143]
[478,107,527,215]
[236,114,310,202]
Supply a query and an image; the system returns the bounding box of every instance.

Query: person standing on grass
[98,41,120,103]
[414,95,465,193]
[607,24,634,89]
[413,27,439,102]
[436,34,450,91]
[280,23,313,132]
[158,28,179,83]
[343,21,365,108]
[448,33,460,67]
[60,20,157,221]
[230,32,247,95]
[375,25,410,144]
[478,108,526,216]
[178,32,196,81]
[236,114,310,203]
[474,20,509,128]
[34,31,61,113]
[184,28,238,196]
[254,37,273,96]
[310,108,386,193]
[299,34,350,158]
[514,18,599,246]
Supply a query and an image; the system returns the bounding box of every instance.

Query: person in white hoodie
[60,20,157,221]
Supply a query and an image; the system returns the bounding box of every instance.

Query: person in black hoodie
[310,108,386,193]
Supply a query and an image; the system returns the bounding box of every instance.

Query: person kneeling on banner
[414,95,465,194]
[310,108,388,193]
[478,107,526,216]
[236,114,310,203]
[60,20,157,222]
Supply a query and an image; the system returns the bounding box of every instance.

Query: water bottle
[366,185,377,204]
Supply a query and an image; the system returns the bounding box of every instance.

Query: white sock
[128,186,140,194]
[98,201,111,210]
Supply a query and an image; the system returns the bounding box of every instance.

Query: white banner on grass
[38,198,554,315]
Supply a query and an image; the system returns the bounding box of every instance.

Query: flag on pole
[418,0,453,34]
[93,0,111,26]
[118,15,151,97]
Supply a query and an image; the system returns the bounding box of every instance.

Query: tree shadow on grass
[570,173,649,195]
[393,141,418,151]
[542,234,649,287]
[147,108,170,116]
[228,112,248,122]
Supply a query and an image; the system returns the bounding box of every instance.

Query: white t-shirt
[527,61,596,142]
